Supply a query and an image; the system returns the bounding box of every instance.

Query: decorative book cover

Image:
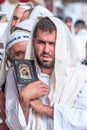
[12,59,38,85]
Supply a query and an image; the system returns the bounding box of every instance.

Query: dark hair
[33,17,56,38]
[74,20,86,28]
[64,17,72,23]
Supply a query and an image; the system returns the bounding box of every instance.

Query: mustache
[40,51,53,58]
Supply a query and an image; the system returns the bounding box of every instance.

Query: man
[74,19,86,34]
[6,30,30,70]
[0,40,7,130]
[2,2,34,46]
[6,16,87,130]
[22,5,53,21]
[64,16,73,32]
[10,2,34,34]
[74,20,87,61]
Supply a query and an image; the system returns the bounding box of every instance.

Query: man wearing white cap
[6,30,30,69]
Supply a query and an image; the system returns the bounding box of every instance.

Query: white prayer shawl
[75,29,87,61]
[25,16,87,130]
[15,5,53,33]
[3,2,34,47]
[0,51,6,89]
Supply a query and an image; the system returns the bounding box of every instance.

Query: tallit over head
[25,16,87,130]
[3,1,34,46]
[15,5,53,32]
[25,16,87,107]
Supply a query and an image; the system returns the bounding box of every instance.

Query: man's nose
[44,43,49,52]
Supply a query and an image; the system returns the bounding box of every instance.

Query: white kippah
[6,31,30,51]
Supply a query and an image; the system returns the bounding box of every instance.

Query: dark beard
[34,50,55,69]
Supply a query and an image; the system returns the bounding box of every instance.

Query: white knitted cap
[6,31,30,51]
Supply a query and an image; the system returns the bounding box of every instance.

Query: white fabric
[6,31,30,51]
[0,38,6,89]
[17,2,34,10]
[0,11,6,16]
[15,5,53,32]
[54,82,87,130]
[25,16,87,129]
[74,29,87,61]
[0,51,6,89]
[5,68,53,130]
[3,2,34,46]
[29,5,53,19]
[0,23,8,38]
[5,16,87,130]
[5,67,87,130]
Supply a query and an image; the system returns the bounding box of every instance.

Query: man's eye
[13,16,18,20]
[15,51,24,56]
[49,42,55,45]
[38,40,45,44]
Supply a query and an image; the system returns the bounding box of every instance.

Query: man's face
[11,7,25,33]
[66,22,72,32]
[33,29,56,69]
[22,10,31,21]
[10,41,28,59]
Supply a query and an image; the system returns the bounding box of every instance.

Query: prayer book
[12,59,38,86]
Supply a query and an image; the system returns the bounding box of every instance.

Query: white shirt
[75,29,87,61]
[5,69,87,130]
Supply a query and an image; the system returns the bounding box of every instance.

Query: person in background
[22,5,53,21]
[64,16,73,32]
[74,19,87,34]
[6,16,87,130]
[0,13,8,23]
[0,39,7,130]
[9,2,34,34]
[74,19,87,61]
[6,30,30,71]
[2,2,34,46]
[22,8,34,21]
[81,42,87,65]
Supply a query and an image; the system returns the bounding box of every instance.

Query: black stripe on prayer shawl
[14,27,31,33]
[6,35,29,49]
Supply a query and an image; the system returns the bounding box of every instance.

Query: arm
[30,82,87,130]
[30,99,53,118]
[19,80,49,122]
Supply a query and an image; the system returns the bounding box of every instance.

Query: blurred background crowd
[0,0,87,37]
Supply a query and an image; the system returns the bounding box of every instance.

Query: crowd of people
[0,0,87,130]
